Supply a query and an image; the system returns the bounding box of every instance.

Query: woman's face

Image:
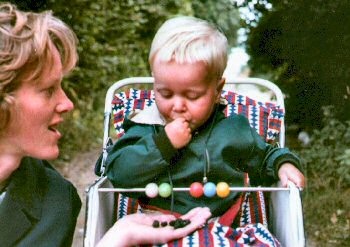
[3,47,74,160]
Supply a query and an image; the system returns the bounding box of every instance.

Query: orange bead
[216,182,230,198]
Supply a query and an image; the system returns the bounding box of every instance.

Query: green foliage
[191,0,240,46]
[48,0,190,98]
[234,2,350,242]
[240,0,350,128]
[335,149,350,185]
[300,106,350,189]
[298,106,350,245]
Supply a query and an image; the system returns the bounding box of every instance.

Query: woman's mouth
[48,125,62,138]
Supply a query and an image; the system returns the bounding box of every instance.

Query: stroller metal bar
[98,187,290,193]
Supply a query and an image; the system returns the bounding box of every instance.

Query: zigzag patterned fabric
[112,89,284,143]
[111,88,284,247]
[144,222,281,247]
[115,191,268,227]
[238,192,268,228]
[116,192,280,247]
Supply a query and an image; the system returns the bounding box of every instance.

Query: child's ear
[215,78,225,101]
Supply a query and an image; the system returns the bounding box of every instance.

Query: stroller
[84,77,305,247]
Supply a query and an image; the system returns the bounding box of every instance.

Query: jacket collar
[0,157,46,246]
[128,104,166,125]
[128,103,226,127]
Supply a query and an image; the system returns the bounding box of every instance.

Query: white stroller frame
[84,77,305,247]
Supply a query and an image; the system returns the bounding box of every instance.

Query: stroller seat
[84,77,305,247]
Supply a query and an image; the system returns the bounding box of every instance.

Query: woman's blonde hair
[149,16,228,80]
[0,3,78,131]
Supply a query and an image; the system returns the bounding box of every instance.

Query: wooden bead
[158,183,172,198]
[216,182,230,198]
[203,182,216,197]
[145,183,158,198]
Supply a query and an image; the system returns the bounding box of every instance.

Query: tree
[238,0,350,129]
[191,0,240,46]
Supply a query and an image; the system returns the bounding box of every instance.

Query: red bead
[190,182,204,198]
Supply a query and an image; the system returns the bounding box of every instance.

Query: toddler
[106,16,304,217]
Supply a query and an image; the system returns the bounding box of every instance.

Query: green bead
[158,183,172,198]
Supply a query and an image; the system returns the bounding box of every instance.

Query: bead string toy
[203,148,210,184]
[108,181,289,199]
[146,182,222,199]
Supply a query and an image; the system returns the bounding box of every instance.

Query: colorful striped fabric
[112,88,283,143]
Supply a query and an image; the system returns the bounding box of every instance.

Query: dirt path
[59,148,101,247]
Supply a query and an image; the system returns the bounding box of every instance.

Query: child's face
[153,59,224,131]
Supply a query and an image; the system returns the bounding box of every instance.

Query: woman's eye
[45,87,55,97]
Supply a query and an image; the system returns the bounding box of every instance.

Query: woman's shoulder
[21,157,81,205]
[2,157,81,246]
[22,157,74,188]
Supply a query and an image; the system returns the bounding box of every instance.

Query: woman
[0,2,81,246]
[0,3,210,247]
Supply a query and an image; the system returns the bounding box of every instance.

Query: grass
[303,186,350,246]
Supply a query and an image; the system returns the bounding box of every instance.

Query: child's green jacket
[106,104,302,217]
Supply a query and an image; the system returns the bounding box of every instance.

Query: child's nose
[173,97,186,112]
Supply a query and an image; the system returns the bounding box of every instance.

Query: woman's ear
[215,78,225,101]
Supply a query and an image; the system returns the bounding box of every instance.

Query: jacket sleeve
[234,115,303,186]
[106,122,177,187]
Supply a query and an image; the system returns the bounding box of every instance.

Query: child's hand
[165,118,192,149]
[278,163,305,188]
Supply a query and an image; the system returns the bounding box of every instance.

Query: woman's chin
[34,147,60,160]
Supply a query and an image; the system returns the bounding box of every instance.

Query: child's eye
[158,90,173,99]
[186,93,201,100]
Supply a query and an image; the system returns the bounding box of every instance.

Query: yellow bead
[216,182,230,198]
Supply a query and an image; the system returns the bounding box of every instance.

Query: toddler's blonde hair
[149,16,228,80]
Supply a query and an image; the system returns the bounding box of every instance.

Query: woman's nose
[56,89,74,113]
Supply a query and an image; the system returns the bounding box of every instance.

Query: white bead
[145,183,158,198]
